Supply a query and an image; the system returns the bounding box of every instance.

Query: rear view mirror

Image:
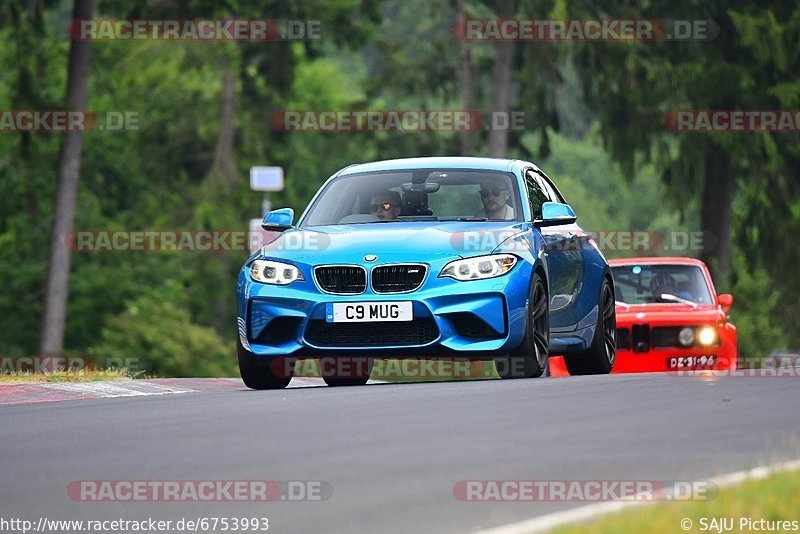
[717,293,733,312]
[401,182,440,193]
[262,208,294,232]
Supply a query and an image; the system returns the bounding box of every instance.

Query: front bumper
[611,322,738,373]
[237,261,534,359]
[611,345,737,373]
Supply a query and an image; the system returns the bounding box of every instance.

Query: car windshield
[300,169,523,226]
[612,264,714,305]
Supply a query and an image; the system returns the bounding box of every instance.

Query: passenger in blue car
[477,177,515,220]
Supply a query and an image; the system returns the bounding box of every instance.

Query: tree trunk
[209,67,236,189]
[699,148,733,284]
[487,0,516,157]
[208,65,237,335]
[39,0,94,356]
[457,0,473,155]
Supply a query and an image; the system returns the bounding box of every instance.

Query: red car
[551,257,737,375]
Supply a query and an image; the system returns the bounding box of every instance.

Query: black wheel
[237,339,292,390]
[495,271,549,379]
[563,277,616,375]
[321,357,374,387]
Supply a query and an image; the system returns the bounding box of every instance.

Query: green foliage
[90,285,236,377]
[530,129,692,245]
[727,251,790,357]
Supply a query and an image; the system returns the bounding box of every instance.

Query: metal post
[262,192,271,217]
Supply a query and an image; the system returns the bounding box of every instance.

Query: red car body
[550,257,737,376]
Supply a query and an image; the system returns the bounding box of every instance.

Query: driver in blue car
[370,190,402,221]
[477,177,515,220]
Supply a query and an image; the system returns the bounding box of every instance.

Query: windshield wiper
[367,216,437,223]
[438,216,487,222]
[659,293,698,308]
[396,215,439,221]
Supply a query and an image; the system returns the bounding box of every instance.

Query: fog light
[678,327,695,347]
[697,326,717,346]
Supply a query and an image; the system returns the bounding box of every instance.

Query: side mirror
[261,208,294,232]
[717,293,733,312]
[535,202,577,227]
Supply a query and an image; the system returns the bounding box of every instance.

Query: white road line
[475,458,800,534]
[40,381,196,398]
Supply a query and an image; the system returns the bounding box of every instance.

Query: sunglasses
[480,189,507,198]
[371,202,396,212]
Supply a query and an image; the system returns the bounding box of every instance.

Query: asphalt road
[1,373,799,533]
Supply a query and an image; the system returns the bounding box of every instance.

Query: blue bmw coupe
[237,157,616,388]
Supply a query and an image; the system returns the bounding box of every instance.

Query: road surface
[1,373,799,533]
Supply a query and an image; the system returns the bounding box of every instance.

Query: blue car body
[237,157,611,362]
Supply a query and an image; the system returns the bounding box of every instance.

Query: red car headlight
[678,327,695,347]
[697,326,718,346]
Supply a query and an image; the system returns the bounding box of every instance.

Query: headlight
[678,327,695,347]
[250,259,304,285]
[697,326,718,346]
[439,254,517,281]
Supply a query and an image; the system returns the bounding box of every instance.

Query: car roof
[337,157,533,175]
[609,256,707,267]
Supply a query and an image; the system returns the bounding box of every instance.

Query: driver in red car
[650,272,697,302]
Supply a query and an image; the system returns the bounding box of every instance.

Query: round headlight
[250,259,304,285]
[678,327,695,347]
[439,254,518,281]
[697,326,717,346]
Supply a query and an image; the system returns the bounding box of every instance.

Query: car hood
[258,221,527,262]
[615,304,725,324]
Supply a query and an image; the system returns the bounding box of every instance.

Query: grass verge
[0,368,135,383]
[552,468,800,534]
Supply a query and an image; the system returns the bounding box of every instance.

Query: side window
[525,170,549,219]
[538,173,566,204]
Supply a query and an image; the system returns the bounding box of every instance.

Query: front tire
[495,271,549,379]
[237,339,292,390]
[563,277,616,375]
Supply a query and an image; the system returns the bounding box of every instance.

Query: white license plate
[667,355,716,369]
[326,302,413,323]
